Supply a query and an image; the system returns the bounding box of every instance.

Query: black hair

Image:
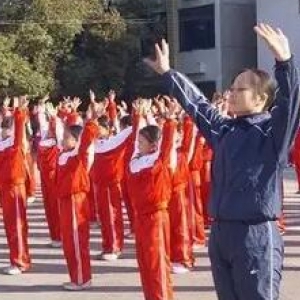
[1,116,13,129]
[67,125,83,141]
[120,115,132,128]
[97,115,110,130]
[139,125,161,144]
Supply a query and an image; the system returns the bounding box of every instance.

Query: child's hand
[254,23,291,62]
[3,97,10,108]
[90,99,108,119]
[165,97,179,119]
[89,90,96,103]
[71,97,82,111]
[45,102,57,117]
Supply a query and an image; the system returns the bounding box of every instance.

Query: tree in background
[0,0,167,100]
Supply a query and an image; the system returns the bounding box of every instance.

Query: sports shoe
[99,251,121,261]
[50,240,62,248]
[2,265,23,275]
[124,231,135,239]
[27,197,36,204]
[171,263,190,274]
[192,243,205,251]
[63,280,92,291]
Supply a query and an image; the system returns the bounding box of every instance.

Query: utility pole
[166,0,178,69]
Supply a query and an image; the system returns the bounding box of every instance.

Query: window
[196,81,216,100]
[179,4,215,51]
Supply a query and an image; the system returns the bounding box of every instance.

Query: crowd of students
[0,90,215,296]
[0,23,299,300]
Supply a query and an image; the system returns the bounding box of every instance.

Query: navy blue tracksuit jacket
[162,58,300,300]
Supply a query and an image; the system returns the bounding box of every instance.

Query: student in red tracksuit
[200,135,213,227]
[37,108,61,247]
[128,99,176,300]
[169,115,195,274]
[188,133,206,249]
[0,98,31,275]
[56,100,100,291]
[93,114,133,260]
[120,115,135,236]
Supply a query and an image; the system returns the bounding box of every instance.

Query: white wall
[257,0,300,72]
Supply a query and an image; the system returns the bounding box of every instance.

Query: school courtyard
[0,168,300,300]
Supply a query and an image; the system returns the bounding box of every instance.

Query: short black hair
[139,125,161,144]
[97,115,110,130]
[120,115,132,128]
[67,125,83,141]
[1,117,13,129]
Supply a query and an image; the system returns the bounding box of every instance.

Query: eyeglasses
[228,87,251,93]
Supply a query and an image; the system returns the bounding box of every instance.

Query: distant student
[0,97,31,275]
[56,98,101,290]
[128,98,177,300]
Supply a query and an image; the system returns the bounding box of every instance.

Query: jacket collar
[233,112,270,125]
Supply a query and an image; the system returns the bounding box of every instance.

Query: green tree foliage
[0,0,127,97]
[0,0,167,99]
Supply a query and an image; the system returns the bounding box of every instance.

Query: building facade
[256,0,300,73]
[166,0,257,98]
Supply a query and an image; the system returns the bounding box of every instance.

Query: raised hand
[89,90,96,104]
[72,97,82,111]
[90,99,108,119]
[45,102,57,117]
[165,97,180,119]
[117,100,128,117]
[254,23,291,62]
[3,97,10,108]
[143,39,171,75]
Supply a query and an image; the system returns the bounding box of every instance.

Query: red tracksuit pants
[135,210,173,300]
[122,177,135,234]
[169,186,193,267]
[88,180,99,223]
[1,184,31,270]
[189,171,206,245]
[200,161,212,226]
[41,177,60,241]
[60,192,91,285]
[96,182,124,253]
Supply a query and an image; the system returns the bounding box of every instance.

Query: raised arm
[255,24,300,160]
[144,40,227,148]
[13,97,28,148]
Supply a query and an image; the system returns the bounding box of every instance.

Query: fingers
[161,39,169,57]
[254,23,282,39]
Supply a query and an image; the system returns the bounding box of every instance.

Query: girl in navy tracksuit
[145,24,300,300]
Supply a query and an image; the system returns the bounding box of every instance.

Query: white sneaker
[171,263,190,274]
[99,252,121,261]
[2,265,23,275]
[50,240,62,248]
[192,243,205,251]
[63,280,92,291]
[125,231,135,239]
[27,197,36,204]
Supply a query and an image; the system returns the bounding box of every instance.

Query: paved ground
[0,168,300,300]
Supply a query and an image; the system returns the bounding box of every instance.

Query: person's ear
[256,93,269,107]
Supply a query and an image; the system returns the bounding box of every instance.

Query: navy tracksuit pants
[208,221,284,300]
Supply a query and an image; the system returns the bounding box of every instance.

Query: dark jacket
[162,58,300,222]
